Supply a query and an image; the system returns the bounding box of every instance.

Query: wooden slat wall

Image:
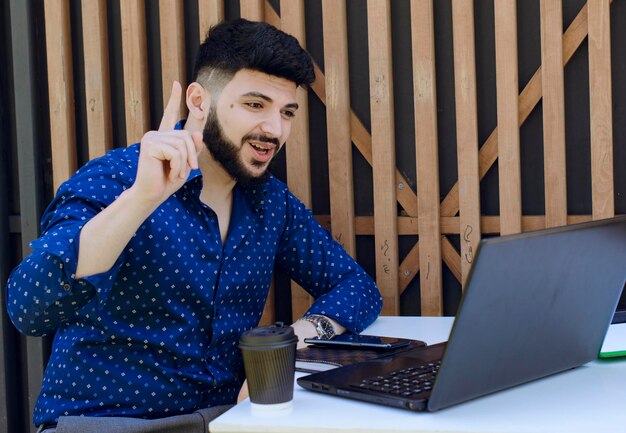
[240,0,264,21]
[44,0,77,192]
[588,0,615,220]
[37,0,621,325]
[199,0,224,40]
[81,0,113,159]
[451,0,481,288]
[321,0,357,263]
[367,0,400,316]
[159,0,187,116]
[494,0,522,236]
[120,0,150,145]
[411,0,442,316]
[540,0,568,228]
[280,0,315,319]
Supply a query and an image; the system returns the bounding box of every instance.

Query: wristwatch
[301,314,336,339]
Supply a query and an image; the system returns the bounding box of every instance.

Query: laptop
[612,283,626,324]
[298,216,626,411]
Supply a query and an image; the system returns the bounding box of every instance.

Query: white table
[210,317,626,433]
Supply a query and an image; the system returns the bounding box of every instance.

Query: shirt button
[62,283,71,292]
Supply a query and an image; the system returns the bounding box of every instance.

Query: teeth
[250,142,270,154]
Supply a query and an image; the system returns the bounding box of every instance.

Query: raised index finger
[159,81,182,131]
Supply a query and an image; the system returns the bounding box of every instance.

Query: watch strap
[301,314,336,339]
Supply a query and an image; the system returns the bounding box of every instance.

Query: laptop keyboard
[351,361,441,397]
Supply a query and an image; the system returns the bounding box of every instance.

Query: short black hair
[193,19,315,88]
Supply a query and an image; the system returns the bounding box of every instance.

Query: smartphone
[303,334,411,350]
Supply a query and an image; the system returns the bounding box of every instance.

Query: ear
[186,82,210,122]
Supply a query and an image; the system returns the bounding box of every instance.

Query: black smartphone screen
[303,334,411,350]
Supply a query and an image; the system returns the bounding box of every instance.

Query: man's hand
[132,81,204,205]
[75,82,204,278]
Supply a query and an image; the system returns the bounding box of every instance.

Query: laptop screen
[614,283,626,323]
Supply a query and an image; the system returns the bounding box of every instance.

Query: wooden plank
[81,0,113,159]
[240,0,264,21]
[44,0,77,192]
[280,0,314,320]
[120,0,150,145]
[451,0,481,287]
[411,0,442,315]
[264,0,280,27]
[367,0,399,316]
[540,0,567,228]
[321,0,356,257]
[588,0,614,219]
[494,0,521,235]
[199,0,224,40]
[159,0,187,117]
[278,0,310,198]
[316,215,595,236]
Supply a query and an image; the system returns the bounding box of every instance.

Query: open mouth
[250,142,271,154]
[248,141,275,162]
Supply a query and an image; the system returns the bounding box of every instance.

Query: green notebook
[598,324,626,358]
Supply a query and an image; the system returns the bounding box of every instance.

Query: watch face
[319,319,334,337]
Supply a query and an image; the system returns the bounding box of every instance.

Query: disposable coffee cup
[239,322,298,408]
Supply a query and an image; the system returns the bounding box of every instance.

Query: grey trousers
[37,405,235,433]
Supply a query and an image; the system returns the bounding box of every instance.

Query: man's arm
[7,83,203,335]
[276,190,383,340]
[76,83,203,277]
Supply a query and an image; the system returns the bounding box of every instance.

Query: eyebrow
[242,91,299,111]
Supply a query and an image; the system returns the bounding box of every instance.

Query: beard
[202,108,279,187]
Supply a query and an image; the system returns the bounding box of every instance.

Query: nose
[260,110,283,138]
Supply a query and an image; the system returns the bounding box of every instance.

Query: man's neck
[198,149,237,208]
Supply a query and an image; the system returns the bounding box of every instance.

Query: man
[7,19,382,432]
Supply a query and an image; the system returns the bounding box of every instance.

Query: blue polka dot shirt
[7,142,382,425]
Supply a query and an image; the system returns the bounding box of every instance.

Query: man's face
[202,69,298,186]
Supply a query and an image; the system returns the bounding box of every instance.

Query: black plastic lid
[239,322,298,349]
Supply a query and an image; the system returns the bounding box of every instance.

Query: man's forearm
[75,187,160,278]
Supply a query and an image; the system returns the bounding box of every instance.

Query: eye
[281,110,296,120]
[244,102,263,109]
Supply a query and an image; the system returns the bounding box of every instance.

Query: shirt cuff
[30,225,123,307]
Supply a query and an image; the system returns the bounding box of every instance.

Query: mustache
[242,133,280,147]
